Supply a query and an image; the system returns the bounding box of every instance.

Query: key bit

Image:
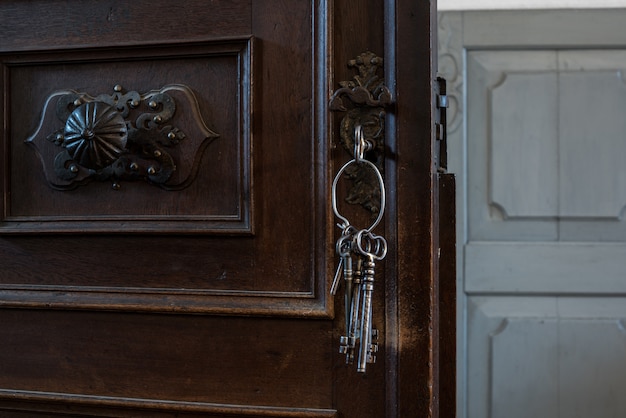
[371,328,379,341]
[339,336,349,354]
[368,341,379,364]
[339,335,355,364]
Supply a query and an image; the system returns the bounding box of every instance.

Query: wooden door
[0,1,452,417]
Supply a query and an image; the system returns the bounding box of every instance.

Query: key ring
[331,126,386,233]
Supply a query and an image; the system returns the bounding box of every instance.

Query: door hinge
[435,76,448,173]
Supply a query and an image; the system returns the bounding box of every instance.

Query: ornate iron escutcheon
[26,84,219,190]
[330,51,392,214]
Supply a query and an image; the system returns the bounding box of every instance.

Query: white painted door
[440,9,626,418]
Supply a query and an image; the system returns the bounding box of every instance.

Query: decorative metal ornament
[62,102,128,170]
[330,51,392,214]
[27,84,219,190]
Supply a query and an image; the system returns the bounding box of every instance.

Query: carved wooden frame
[0,39,253,235]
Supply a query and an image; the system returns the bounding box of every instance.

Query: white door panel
[467,296,626,418]
[439,10,626,418]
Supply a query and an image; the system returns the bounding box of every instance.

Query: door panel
[439,9,626,418]
[10,42,249,231]
[0,1,446,417]
[1,2,325,316]
[0,310,335,415]
[0,2,335,415]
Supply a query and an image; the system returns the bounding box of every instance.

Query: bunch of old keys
[331,125,387,373]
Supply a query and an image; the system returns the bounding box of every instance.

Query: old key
[331,124,388,373]
[355,230,387,372]
[331,227,359,363]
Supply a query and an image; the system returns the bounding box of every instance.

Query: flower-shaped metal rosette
[63,101,128,170]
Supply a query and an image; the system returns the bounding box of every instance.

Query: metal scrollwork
[330,51,392,214]
[27,84,219,190]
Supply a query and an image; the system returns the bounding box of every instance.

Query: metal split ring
[331,126,386,233]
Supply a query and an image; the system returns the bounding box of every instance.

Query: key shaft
[357,256,376,373]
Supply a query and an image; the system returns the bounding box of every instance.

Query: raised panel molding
[466,296,558,418]
[490,71,558,218]
[490,318,558,418]
[468,48,626,241]
[558,319,626,417]
[1,39,253,234]
[558,52,626,219]
[468,296,626,418]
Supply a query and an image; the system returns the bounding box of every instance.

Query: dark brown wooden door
[0,1,453,417]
